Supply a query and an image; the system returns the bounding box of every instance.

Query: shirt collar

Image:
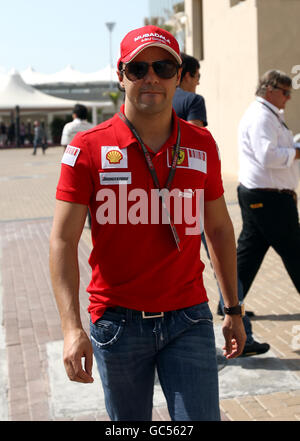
[256,96,280,115]
[112,104,180,152]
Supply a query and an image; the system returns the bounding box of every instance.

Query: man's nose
[144,65,159,83]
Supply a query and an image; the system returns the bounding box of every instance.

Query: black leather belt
[106,306,164,319]
[254,187,295,196]
[251,187,297,202]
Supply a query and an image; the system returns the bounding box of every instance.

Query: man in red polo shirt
[49,25,246,421]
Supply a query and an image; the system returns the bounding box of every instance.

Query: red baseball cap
[118,25,182,67]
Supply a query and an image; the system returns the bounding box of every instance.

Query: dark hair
[256,70,292,97]
[73,104,88,119]
[117,61,125,92]
[180,52,200,83]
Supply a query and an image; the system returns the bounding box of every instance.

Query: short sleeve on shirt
[204,133,224,201]
[56,132,93,205]
[186,94,207,126]
[60,122,72,146]
[173,88,207,126]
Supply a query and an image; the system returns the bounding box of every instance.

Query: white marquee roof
[0,70,112,111]
[20,64,116,85]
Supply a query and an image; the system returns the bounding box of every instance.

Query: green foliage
[104,91,123,111]
[173,2,184,14]
[144,16,173,33]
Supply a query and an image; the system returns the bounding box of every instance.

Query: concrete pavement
[1,146,300,421]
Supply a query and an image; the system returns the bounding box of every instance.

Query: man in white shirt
[237,69,300,306]
[61,104,94,147]
[61,104,94,228]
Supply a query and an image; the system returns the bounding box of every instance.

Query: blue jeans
[33,138,46,154]
[90,302,221,421]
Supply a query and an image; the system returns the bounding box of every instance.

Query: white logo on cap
[134,33,171,44]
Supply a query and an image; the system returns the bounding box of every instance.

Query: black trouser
[237,184,300,298]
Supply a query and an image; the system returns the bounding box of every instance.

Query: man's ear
[117,70,125,89]
[176,67,183,87]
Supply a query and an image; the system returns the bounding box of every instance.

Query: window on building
[230,0,246,6]
[191,0,204,61]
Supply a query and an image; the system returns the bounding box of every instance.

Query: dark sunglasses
[273,85,291,97]
[122,60,181,81]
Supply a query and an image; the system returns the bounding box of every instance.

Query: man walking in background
[61,104,93,147]
[32,121,47,155]
[61,104,94,227]
[237,70,300,303]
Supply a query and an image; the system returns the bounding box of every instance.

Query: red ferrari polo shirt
[56,105,224,323]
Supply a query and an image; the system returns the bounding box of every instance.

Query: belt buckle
[142,311,164,319]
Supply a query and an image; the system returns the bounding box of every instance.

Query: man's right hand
[63,328,94,383]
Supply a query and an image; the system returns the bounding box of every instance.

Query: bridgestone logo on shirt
[104,177,127,181]
[100,172,131,185]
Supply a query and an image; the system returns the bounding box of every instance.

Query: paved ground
[1,146,300,421]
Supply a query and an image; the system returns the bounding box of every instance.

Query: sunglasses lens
[125,62,148,80]
[125,60,179,81]
[153,61,178,79]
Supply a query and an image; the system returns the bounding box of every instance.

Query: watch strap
[223,304,245,317]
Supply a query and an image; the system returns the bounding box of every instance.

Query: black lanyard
[261,101,289,130]
[118,112,182,251]
[118,112,181,190]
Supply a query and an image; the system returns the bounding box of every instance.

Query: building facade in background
[184,0,300,177]
[149,0,181,20]
[147,1,186,50]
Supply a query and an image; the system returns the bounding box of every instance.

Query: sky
[0,0,150,74]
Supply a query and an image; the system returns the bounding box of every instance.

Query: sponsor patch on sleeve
[61,145,81,167]
[167,147,207,173]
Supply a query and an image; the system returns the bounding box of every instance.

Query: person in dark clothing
[32,121,47,155]
[173,53,207,127]
[237,70,300,302]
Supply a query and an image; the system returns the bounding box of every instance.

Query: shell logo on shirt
[106,150,123,164]
[101,146,128,169]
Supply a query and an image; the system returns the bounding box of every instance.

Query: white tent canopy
[20,64,116,85]
[19,66,52,86]
[0,70,112,119]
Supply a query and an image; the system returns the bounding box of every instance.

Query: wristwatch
[223,303,245,317]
